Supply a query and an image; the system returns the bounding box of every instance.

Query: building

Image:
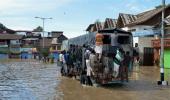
[86,21,104,32]
[0,23,15,34]
[50,31,68,51]
[152,16,170,68]
[116,6,170,66]
[0,33,23,59]
[85,6,170,66]
[50,31,68,60]
[16,30,42,59]
[86,18,117,32]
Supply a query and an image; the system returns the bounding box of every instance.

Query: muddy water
[60,66,170,100]
[1,60,170,100]
[0,61,62,100]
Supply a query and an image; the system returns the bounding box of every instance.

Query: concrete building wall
[130,25,153,31]
[122,25,156,65]
[138,37,155,65]
[122,25,154,47]
[138,37,155,53]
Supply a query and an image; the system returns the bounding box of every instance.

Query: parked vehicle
[62,28,133,85]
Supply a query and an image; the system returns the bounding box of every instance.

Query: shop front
[20,48,33,59]
[152,39,170,68]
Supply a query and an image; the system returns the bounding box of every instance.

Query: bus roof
[98,28,132,35]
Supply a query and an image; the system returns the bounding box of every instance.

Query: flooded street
[0,60,62,100]
[60,66,170,100]
[0,60,170,100]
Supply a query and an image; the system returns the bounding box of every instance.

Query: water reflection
[0,61,61,100]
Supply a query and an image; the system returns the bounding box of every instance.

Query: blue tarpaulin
[132,30,160,37]
[0,54,8,59]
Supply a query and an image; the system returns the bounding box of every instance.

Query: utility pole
[158,0,168,85]
[35,17,52,48]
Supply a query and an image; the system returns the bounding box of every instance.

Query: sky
[0,0,170,38]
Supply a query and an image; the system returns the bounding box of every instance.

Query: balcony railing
[0,42,7,45]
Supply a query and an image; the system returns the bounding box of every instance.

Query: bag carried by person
[84,50,90,59]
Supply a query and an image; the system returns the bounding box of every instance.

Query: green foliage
[95,19,101,23]
[155,3,170,9]
[39,48,49,57]
[155,5,163,9]
[0,23,7,30]
[33,26,43,32]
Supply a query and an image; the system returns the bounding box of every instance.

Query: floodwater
[60,66,170,100]
[1,60,170,100]
[0,60,62,100]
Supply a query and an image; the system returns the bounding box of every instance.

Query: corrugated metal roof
[117,6,170,27]
[127,6,170,26]
[86,24,95,31]
[0,34,23,40]
[119,13,138,26]
[111,19,117,28]
[101,22,105,29]
[86,18,118,32]
[95,22,103,31]
[104,18,117,29]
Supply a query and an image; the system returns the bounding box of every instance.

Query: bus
[62,28,133,85]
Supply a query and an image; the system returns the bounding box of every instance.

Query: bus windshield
[117,36,130,44]
[103,35,111,44]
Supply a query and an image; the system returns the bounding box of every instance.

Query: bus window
[103,35,111,44]
[117,36,130,44]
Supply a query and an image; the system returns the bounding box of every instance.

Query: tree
[33,26,43,32]
[95,19,101,24]
[37,47,49,57]
[0,23,15,34]
[0,23,6,30]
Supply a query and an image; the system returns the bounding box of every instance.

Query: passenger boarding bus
[62,28,133,85]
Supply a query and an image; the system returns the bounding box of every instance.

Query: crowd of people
[58,33,139,86]
[59,45,82,77]
[58,43,137,86]
[58,44,98,86]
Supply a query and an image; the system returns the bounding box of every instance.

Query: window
[128,29,136,32]
[57,45,61,50]
[103,35,111,44]
[117,36,130,44]
[52,46,56,50]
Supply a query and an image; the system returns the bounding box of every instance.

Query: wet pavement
[0,60,62,100]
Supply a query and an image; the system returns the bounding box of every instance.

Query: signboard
[10,48,21,53]
[133,30,160,37]
[21,48,32,52]
[152,39,170,48]
[20,48,38,53]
